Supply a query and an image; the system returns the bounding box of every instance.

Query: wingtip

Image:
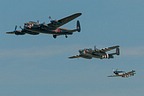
[6,32,15,34]
[115,45,120,47]
[75,13,82,16]
[79,13,82,15]
[68,57,73,59]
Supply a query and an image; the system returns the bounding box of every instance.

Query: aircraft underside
[80,53,115,59]
[25,28,73,35]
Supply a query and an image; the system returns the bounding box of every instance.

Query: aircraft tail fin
[116,48,120,55]
[77,20,81,32]
[109,48,120,56]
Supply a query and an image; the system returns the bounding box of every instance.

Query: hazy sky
[0,0,144,96]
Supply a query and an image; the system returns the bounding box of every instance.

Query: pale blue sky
[0,0,144,96]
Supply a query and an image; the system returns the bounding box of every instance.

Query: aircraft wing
[108,75,119,77]
[100,45,119,52]
[6,31,24,35]
[69,55,81,59]
[124,70,136,76]
[6,32,16,34]
[47,13,82,29]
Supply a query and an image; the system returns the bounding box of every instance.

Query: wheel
[65,35,68,38]
[53,35,57,38]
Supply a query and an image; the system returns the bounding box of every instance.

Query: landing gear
[53,35,68,38]
[53,35,57,38]
[65,35,68,38]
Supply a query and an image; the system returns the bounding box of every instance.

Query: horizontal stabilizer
[109,47,120,56]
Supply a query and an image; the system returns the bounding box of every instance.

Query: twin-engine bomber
[69,45,120,59]
[6,13,82,38]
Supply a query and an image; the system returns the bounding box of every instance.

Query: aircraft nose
[114,71,118,74]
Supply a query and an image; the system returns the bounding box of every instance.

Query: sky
[0,0,144,96]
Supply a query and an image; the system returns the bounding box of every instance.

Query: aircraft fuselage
[79,49,111,59]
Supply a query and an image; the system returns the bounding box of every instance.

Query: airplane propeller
[37,20,40,23]
[14,25,17,31]
[19,26,23,30]
[113,69,118,72]
[49,16,52,21]
[39,22,48,28]
[94,46,99,51]
[94,46,96,50]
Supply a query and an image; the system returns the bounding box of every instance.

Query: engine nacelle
[108,54,114,58]
[15,31,25,35]
[27,32,39,35]
[101,54,109,59]
[51,20,60,25]
[101,54,114,59]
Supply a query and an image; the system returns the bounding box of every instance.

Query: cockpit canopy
[114,70,125,74]
[79,48,93,54]
[24,21,40,29]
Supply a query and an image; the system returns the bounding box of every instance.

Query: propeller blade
[94,46,96,50]
[112,69,118,72]
[19,26,23,29]
[37,20,39,23]
[49,16,52,20]
[15,25,17,31]
[94,45,98,51]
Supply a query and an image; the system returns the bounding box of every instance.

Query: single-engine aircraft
[69,45,120,59]
[6,13,82,38]
[108,69,136,78]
